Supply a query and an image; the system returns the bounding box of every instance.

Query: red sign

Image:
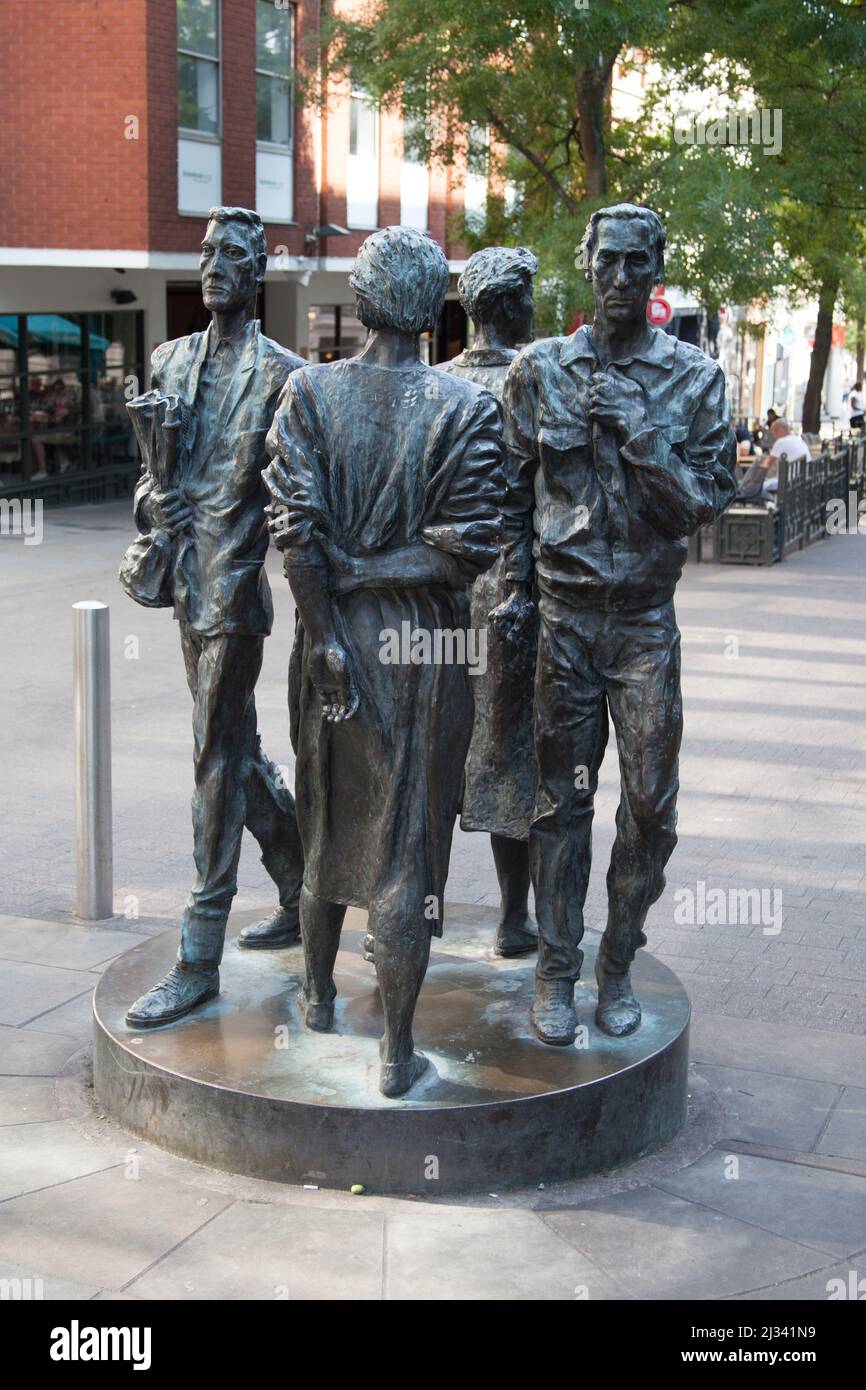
[647,296,672,327]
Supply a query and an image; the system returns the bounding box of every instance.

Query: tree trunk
[801,277,839,434]
[856,317,864,382]
[575,53,617,199]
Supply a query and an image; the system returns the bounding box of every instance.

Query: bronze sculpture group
[121,203,735,1097]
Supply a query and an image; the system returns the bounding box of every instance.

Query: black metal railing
[706,432,866,565]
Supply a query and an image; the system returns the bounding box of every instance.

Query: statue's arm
[500,352,538,593]
[621,365,737,538]
[264,380,358,720]
[419,390,503,582]
[325,541,467,592]
[322,391,503,593]
[132,344,171,531]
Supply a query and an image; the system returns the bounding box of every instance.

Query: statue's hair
[349,226,450,334]
[457,246,538,322]
[580,203,666,283]
[206,206,267,269]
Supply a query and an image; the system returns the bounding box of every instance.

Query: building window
[464,124,489,233]
[177,0,221,214]
[255,0,294,222]
[256,0,293,146]
[307,305,367,363]
[177,0,220,135]
[400,114,429,231]
[347,84,379,229]
[0,312,144,497]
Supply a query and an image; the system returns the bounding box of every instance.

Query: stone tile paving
[1,502,865,1298]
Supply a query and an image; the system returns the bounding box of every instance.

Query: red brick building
[0,0,478,498]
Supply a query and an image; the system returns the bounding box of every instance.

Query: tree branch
[484,105,581,214]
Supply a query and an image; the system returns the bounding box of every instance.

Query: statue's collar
[560,323,676,370]
[454,346,517,368]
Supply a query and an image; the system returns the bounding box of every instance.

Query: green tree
[315,0,866,422]
[659,0,866,429]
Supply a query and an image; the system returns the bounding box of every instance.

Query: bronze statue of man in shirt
[501,203,736,1046]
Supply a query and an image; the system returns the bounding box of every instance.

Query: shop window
[307,305,367,362]
[0,312,144,493]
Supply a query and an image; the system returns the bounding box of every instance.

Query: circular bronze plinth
[93,905,690,1194]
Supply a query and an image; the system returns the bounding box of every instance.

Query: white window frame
[255,0,295,154]
[346,84,380,231]
[177,0,222,144]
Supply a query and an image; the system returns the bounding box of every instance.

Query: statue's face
[590,218,656,327]
[200,220,260,314]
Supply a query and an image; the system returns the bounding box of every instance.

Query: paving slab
[126,1197,384,1301]
[544,1188,828,1300]
[383,1204,627,1301]
[0,1075,80,1126]
[0,916,136,970]
[0,1258,99,1301]
[0,961,100,1027]
[726,1255,866,1302]
[656,1151,866,1259]
[816,1087,866,1163]
[21,987,96,1038]
[692,1063,841,1152]
[0,1166,234,1290]
[0,1118,118,1201]
[0,1022,81,1077]
[691,1014,866,1087]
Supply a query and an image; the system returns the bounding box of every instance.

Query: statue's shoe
[379,1051,429,1098]
[530,978,578,1046]
[494,915,539,958]
[126,964,219,1028]
[362,932,376,963]
[297,986,335,1032]
[236,905,301,950]
[595,961,642,1037]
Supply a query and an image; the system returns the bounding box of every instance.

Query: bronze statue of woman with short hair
[439,246,540,958]
[265,227,504,1097]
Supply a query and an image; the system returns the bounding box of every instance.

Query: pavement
[0,500,865,1300]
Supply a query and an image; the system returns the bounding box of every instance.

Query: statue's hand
[308,639,359,722]
[319,537,363,593]
[490,585,535,646]
[149,487,192,536]
[588,370,646,442]
[265,500,292,550]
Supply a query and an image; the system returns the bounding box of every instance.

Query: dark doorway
[165,283,265,345]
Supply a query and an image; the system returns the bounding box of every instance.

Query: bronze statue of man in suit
[124,206,305,1027]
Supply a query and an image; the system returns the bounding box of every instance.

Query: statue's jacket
[502,324,737,611]
[438,347,537,842]
[134,320,304,636]
[264,358,504,928]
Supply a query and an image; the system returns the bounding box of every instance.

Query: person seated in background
[734,417,755,459]
[762,418,809,499]
[848,380,864,432]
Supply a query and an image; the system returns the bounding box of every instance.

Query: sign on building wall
[256,149,294,224]
[178,138,221,215]
[400,161,429,231]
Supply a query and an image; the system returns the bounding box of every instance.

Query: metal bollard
[73,601,113,919]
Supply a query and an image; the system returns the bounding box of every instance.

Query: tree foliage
[316,0,866,409]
